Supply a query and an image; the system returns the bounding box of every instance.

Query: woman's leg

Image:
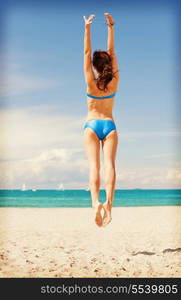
[83,128,103,226]
[102,130,118,226]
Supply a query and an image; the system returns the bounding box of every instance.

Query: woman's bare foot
[102,202,112,227]
[93,202,103,227]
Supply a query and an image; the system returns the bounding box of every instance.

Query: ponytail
[93,50,114,91]
[97,63,113,91]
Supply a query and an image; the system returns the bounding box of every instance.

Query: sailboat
[58,183,64,191]
[21,183,27,191]
[85,185,90,191]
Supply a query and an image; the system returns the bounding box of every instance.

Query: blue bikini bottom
[84,119,116,140]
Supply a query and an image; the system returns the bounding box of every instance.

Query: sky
[0,0,180,189]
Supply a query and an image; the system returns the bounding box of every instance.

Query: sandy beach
[0,206,181,278]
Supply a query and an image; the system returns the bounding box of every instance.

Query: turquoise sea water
[0,189,181,207]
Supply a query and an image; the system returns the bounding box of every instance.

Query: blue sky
[0,0,180,189]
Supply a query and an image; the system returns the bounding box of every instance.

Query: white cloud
[120,130,181,142]
[0,107,88,189]
[166,169,181,181]
[0,106,85,160]
[1,157,181,190]
[149,153,175,158]
[0,107,180,189]
[0,147,88,189]
[116,167,181,189]
[0,73,58,97]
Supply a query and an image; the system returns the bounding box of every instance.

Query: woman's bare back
[85,78,118,122]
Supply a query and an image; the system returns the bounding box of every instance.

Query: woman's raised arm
[104,13,119,80]
[104,13,115,54]
[83,14,95,54]
[83,14,95,86]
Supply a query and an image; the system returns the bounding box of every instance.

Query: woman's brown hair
[92,50,114,91]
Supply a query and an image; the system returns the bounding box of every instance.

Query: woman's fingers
[83,14,95,24]
[104,12,111,17]
[104,12,114,25]
[89,14,95,22]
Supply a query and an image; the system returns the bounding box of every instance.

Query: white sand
[0,206,181,277]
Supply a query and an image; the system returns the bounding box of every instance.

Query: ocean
[0,189,181,207]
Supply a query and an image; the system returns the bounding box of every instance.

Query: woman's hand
[104,12,115,26]
[83,14,95,25]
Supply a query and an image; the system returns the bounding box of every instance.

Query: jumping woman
[83,13,119,227]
